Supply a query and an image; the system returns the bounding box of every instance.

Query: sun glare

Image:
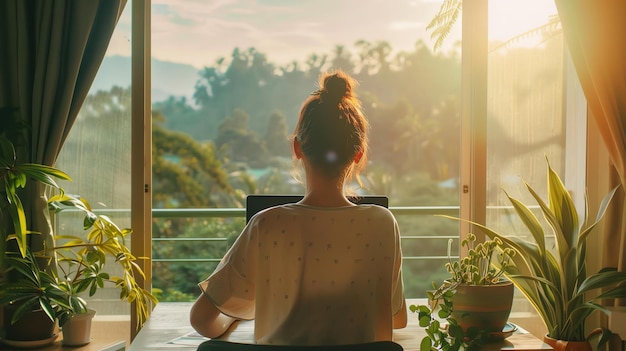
[488,0,559,47]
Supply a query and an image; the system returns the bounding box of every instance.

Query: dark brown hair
[293,70,369,187]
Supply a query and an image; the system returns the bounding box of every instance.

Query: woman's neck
[299,168,353,207]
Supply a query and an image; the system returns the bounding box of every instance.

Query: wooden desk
[129,300,552,351]
[1,320,128,351]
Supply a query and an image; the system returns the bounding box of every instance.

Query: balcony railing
[151,206,461,263]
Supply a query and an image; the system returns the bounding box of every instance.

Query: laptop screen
[245,195,389,223]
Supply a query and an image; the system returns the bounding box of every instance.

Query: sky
[107,0,558,69]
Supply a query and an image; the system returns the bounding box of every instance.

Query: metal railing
[151,206,461,263]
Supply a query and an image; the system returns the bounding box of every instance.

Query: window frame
[459,0,488,255]
[131,0,153,339]
[128,0,592,336]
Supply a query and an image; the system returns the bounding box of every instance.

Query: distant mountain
[91,55,201,103]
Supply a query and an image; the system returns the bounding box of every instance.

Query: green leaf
[577,270,626,294]
[419,315,432,327]
[546,160,578,248]
[39,299,57,322]
[504,191,546,252]
[420,336,433,351]
[577,185,619,246]
[426,0,462,51]
[593,285,626,300]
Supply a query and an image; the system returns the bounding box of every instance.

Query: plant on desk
[444,160,626,351]
[0,134,73,344]
[1,193,158,346]
[0,136,157,346]
[410,234,516,351]
[50,192,157,345]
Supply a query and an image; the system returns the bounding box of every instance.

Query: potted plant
[0,134,73,345]
[444,159,626,351]
[0,252,75,345]
[410,234,516,351]
[1,192,158,346]
[48,192,158,346]
[1,136,157,346]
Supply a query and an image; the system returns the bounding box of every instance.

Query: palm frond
[426,0,462,51]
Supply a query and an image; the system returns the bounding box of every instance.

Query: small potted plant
[410,234,516,351]
[0,252,76,345]
[48,192,157,346]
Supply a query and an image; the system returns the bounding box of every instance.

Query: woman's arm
[189,293,238,338]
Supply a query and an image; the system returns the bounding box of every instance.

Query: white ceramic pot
[61,309,96,346]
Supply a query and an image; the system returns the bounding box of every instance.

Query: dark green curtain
[0,0,126,251]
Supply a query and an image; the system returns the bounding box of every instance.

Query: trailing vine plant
[410,234,515,351]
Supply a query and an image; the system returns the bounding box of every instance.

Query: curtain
[555,0,626,292]
[0,0,126,251]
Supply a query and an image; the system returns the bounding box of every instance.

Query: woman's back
[190,71,407,344]
[202,204,404,345]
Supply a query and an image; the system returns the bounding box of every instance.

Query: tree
[214,108,268,168]
[329,45,355,73]
[152,110,233,209]
[263,111,290,157]
[355,40,392,75]
[151,110,245,300]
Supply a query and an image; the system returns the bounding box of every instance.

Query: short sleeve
[198,221,258,320]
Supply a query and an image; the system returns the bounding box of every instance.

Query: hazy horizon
[106,0,556,69]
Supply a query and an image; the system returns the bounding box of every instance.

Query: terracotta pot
[544,335,592,351]
[450,281,514,333]
[61,309,96,346]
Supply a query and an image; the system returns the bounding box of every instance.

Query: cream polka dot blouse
[199,203,405,345]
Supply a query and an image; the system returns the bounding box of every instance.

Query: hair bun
[320,70,355,103]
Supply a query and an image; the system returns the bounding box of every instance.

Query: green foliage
[426,0,462,51]
[153,111,233,209]
[151,288,196,302]
[163,41,462,181]
[0,137,71,259]
[409,291,483,351]
[443,234,515,287]
[410,235,514,351]
[263,111,290,158]
[0,252,74,325]
[152,217,245,299]
[48,192,158,329]
[215,108,268,167]
[444,159,626,342]
[0,185,158,330]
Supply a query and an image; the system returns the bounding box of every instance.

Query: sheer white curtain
[485,0,566,337]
